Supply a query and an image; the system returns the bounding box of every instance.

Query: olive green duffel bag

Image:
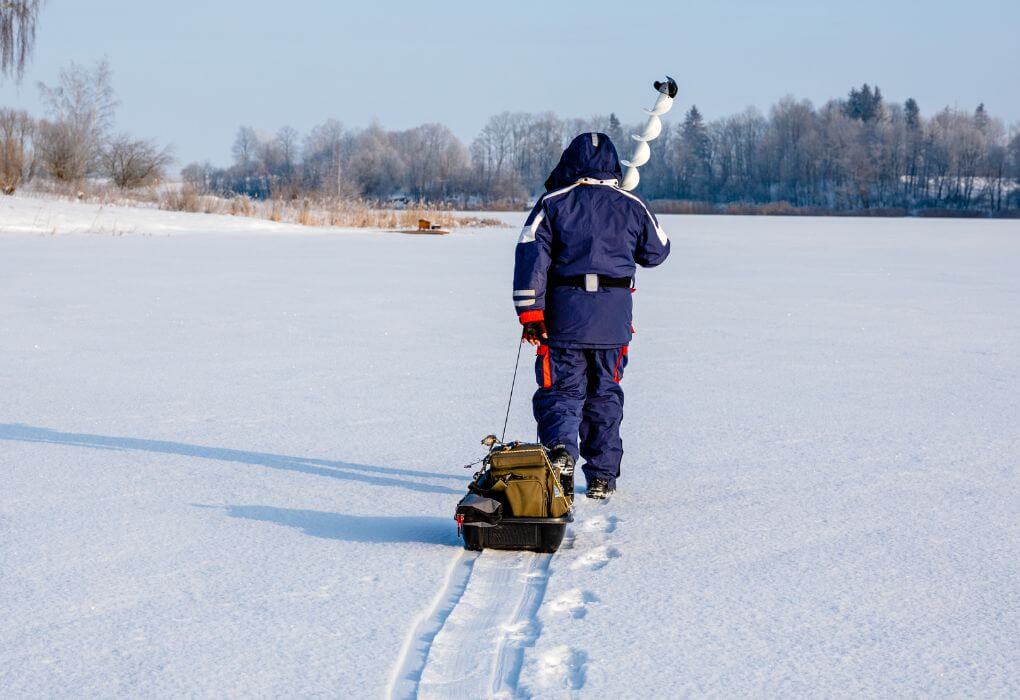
[480,443,571,519]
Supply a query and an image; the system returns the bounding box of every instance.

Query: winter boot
[548,444,574,500]
[586,477,614,500]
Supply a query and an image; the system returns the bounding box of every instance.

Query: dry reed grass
[21,181,505,229]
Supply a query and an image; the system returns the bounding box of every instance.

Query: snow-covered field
[2,195,1018,697]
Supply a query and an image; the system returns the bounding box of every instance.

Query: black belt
[550,274,632,289]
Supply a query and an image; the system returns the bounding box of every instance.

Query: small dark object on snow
[456,437,573,552]
[586,477,614,500]
[418,218,449,233]
[395,218,449,235]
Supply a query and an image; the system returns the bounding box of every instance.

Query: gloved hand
[521,319,547,346]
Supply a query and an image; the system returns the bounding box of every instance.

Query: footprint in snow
[549,589,599,619]
[536,645,588,691]
[580,514,620,534]
[570,545,621,571]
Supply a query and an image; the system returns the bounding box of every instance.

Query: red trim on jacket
[518,309,545,324]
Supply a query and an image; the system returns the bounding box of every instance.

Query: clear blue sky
[2,0,1017,166]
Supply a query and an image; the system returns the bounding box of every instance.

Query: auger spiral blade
[620,75,678,191]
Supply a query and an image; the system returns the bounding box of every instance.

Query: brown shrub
[0,108,34,194]
[159,184,204,213]
[228,197,253,217]
[103,135,173,189]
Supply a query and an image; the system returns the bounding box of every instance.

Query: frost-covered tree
[470,111,522,200]
[165,91,1020,213]
[302,119,353,197]
[1007,127,1020,209]
[902,98,923,199]
[348,122,406,198]
[275,125,299,185]
[391,122,468,200]
[35,60,117,181]
[231,126,257,170]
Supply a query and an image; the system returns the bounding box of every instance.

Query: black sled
[456,437,573,553]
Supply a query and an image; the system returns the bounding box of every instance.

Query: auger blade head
[654,76,678,98]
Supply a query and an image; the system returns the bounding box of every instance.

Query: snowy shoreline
[6,193,1019,239]
[0,193,521,237]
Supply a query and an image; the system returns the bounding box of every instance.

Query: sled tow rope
[500,340,524,443]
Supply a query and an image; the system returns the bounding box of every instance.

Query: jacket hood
[544,132,623,192]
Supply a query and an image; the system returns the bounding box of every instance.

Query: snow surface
[2,195,1019,697]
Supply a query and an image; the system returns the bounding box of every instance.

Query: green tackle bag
[475,442,571,519]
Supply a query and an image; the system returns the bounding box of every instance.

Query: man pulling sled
[456,78,675,551]
[515,130,671,500]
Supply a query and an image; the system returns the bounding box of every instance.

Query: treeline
[183,84,1019,213]
[179,113,627,207]
[641,86,1020,214]
[182,121,471,203]
[4,65,1019,215]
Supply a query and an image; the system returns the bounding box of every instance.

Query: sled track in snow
[387,548,556,699]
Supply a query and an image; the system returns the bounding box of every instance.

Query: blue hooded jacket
[513,132,671,348]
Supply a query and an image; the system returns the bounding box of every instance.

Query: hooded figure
[513,132,670,499]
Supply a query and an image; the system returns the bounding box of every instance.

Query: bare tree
[35,59,117,181]
[102,134,173,188]
[181,161,214,193]
[470,112,521,199]
[0,107,34,193]
[1007,125,1020,209]
[0,0,43,79]
[253,130,283,178]
[471,112,512,183]
[391,123,468,199]
[525,112,564,186]
[276,125,299,185]
[303,119,352,197]
[231,126,258,170]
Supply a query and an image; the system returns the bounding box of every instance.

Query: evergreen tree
[903,98,923,200]
[974,103,990,133]
[845,83,883,122]
[679,105,712,198]
[904,98,921,132]
[607,112,624,148]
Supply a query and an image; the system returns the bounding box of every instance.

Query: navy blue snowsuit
[513,133,670,488]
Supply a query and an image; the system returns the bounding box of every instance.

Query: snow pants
[533,345,629,488]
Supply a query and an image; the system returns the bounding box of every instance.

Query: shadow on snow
[202,505,460,546]
[0,422,462,496]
